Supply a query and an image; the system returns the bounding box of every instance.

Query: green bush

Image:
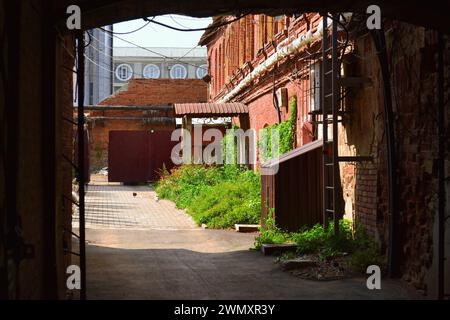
[254,214,385,272]
[155,165,261,228]
[254,209,291,249]
[350,225,387,273]
[291,220,354,260]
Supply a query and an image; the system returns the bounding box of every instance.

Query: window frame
[196,64,208,79]
[169,64,188,79]
[115,63,133,81]
[143,64,161,79]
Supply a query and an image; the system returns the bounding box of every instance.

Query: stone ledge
[235,224,259,233]
[261,243,297,256]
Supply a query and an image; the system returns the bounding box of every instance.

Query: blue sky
[113,15,212,48]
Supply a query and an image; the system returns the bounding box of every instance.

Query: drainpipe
[371,27,398,277]
[273,71,282,123]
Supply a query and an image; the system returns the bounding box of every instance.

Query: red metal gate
[108,130,176,183]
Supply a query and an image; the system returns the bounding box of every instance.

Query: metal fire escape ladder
[321,13,373,235]
[321,13,339,234]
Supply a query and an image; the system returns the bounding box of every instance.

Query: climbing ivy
[259,95,297,162]
[221,124,240,165]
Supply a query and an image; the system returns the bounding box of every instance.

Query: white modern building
[113,47,208,92]
[84,26,114,105]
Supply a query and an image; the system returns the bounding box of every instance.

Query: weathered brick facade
[100,78,208,105]
[86,79,207,170]
[202,14,450,294]
[2,0,448,301]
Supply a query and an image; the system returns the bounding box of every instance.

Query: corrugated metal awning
[174,103,248,117]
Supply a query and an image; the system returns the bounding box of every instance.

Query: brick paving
[73,177,198,230]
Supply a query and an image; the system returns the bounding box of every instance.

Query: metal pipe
[371,28,398,277]
[219,14,352,103]
[76,31,87,300]
[437,32,445,300]
[75,105,173,111]
[85,116,175,124]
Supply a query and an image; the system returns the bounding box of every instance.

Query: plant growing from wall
[259,95,297,162]
[254,208,291,249]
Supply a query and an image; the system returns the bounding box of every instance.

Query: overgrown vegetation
[259,96,297,162]
[221,125,239,165]
[156,165,261,228]
[254,211,385,273]
[254,209,292,249]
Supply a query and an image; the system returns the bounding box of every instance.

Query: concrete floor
[81,228,420,300]
[75,178,420,300]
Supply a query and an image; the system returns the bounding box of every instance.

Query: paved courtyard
[74,176,420,300]
[73,180,197,230]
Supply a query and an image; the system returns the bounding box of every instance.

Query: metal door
[108,130,176,183]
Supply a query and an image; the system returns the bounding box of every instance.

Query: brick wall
[347,24,450,293]
[100,78,207,105]
[87,79,207,170]
[203,13,450,295]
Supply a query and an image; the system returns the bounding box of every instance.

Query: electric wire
[94,26,207,71]
[99,19,153,35]
[88,29,204,70]
[145,13,249,32]
[85,32,207,81]
[103,30,208,71]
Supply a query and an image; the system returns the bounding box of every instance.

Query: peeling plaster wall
[347,23,450,295]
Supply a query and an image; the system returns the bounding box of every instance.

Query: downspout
[273,71,282,123]
[371,27,398,277]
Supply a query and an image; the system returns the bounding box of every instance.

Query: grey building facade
[83,26,114,105]
[113,47,207,92]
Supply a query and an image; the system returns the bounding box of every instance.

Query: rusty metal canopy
[174,103,248,117]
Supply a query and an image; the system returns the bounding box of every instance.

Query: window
[115,63,133,81]
[170,64,187,79]
[143,64,161,79]
[196,65,208,79]
[274,16,284,35]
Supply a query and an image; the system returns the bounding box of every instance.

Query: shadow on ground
[83,229,420,300]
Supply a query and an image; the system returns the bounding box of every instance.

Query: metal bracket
[337,156,373,162]
[338,77,372,88]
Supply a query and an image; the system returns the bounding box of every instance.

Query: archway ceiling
[56,0,449,33]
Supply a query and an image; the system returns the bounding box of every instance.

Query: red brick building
[200,14,450,294]
[85,78,207,170]
[1,0,448,300]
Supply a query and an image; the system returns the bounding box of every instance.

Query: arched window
[143,64,161,79]
[115,63,133,81]
[196,65,208,79]
[214,49,218,93]
[170,64,187,79]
